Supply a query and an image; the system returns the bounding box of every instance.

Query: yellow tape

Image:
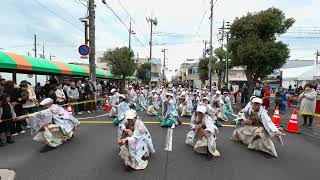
[297,110,320,117]
[62,98,105,106]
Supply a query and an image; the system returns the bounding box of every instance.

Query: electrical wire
[117,0,150,47]
[32,0,84,32]
[102,1,148,49]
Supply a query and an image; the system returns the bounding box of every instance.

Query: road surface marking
[79,120,236,127]
[77,114,109,120]
[164,128,173,151]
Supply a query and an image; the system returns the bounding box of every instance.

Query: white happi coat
[231,106,279,157]
[28,104,80,147]
[119,118,155,170]
[109,94,119,117]
[178,95,193,116]
[186,114,220,156]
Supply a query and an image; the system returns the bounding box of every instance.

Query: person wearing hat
[118,109,155,170]
[186,105,220,158]
[108,89,119,117]
[136,90,147,112]
[211,91,228,122]
[222,91,233,113]
[113,94,130,125]
[241,96,256,113]
[15,98,80,147]
[161,93,180,128]
[231,97,283,157]
[191,92,200,113]
[200,97,221,127]
[146,93,158,116]
[177,92,192,117]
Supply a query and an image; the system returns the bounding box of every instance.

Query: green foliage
[228,7,294,94]
[137,62,151,84]
[101,47,136,79]
[198,57,209,84]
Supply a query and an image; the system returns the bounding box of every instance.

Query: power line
[102,1,148,49]
[117,0,150,47]
[32,0,84,32]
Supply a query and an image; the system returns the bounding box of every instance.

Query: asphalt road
[1,108,320,180]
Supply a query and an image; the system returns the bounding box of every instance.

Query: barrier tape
[62,98,105,107]
[297,110,320,117]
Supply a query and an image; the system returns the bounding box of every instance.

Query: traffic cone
[104,97,110,111]
[286,109,299,133]
[272,106,281,126]
[67,104,72,115]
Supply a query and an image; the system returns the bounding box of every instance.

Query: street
[1,108,320,180]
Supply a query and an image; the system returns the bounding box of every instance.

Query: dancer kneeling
[16,98,80,147]
[186,105,220,157]
[118,109,155,170]
[231,97,283,157]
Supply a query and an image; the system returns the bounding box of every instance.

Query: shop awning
[0,51,113,79]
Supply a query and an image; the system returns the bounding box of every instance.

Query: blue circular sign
[78,44,90,56]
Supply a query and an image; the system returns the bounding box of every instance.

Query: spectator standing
[67,82,81,115]
[241,83,249,105]
[55,84,66,105]
[4,81,25,135]
[232,82,239,104]
[96,80,103,108]
[63,82,70,102]
[275,87,287,114]
[0,93,16,146]
[262,83,270,109]
[253,82,264,98]
[77,80,85,112]
[84,79,96,113]
[299,83,317,128]
[20,80,37,116]
[0,78,6,97]
[35,82,44,101]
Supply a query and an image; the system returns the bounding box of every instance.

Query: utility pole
[202,40,209,58]
[33,34,37,58]
[50,53,55,60]
[208,0,214,93]
[128,20,135,51]
[162,49,168,81]
[88,0,96,83]
[80,18,89,45]
[146,17,158,87]
[316,50,320,65]
[225,29,230,89]
[33,34,37,84]
[42,43,45,59]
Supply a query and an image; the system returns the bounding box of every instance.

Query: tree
[198,57,209,84]
[213,47,231,90]
[228,7,295,97]
[101,47,136,92]
[136,62,151,85]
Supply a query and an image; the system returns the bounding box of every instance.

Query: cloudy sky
[0,0,319,79]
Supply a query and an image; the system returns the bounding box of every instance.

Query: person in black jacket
[0,93,16,146]
[84,79,96,113]
[4,81,25,135]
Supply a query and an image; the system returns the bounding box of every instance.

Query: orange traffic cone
[272,106,281,126]
[104,97,110,111]
[67,103,72,115]
[286,109,299,133]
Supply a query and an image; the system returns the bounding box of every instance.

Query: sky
[0,0,319,80]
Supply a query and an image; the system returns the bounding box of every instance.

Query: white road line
[77,114,109,120]
[164,128,173,151]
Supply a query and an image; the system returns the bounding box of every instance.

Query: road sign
[78,44,90,56]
